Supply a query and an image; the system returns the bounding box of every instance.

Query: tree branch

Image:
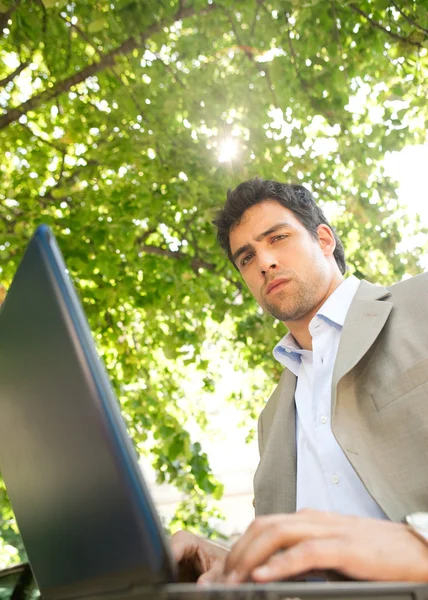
[286,30,304,86]
[0,3,218,130]
[58,148,66,182]
[390,0,428,35]
[138,238,243,295]
[286,28,336,120]
[330,0,340,46]
[20,122,66,152]
[136,228,157,244]
[60,15,148,121]
[65,17,72,72]
[34,0,47,37]
[39,159,99,206]
[329,0,349,80]
[155,54,187,89]
[222,6,278,106]
[0,0,21,37]
[0,59,31,89]
[139,244,217,272]
[62,16,102,55]
[349,3,423,47]
[262,67,278,107]
[250,0,263,36]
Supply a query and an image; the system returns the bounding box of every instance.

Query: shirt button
[332,474,340,484]
[320,416,327,424]
[321,357,324,364]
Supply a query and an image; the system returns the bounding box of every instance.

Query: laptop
[0,225,426,600]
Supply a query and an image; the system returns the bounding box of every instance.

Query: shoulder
[355,272,428,307]
[387,271,428,295]
[384,272,428,315]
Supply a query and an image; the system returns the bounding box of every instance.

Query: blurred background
[0,0,427,567]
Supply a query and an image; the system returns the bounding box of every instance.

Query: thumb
[197,564,225,585]
[170,531,197,563]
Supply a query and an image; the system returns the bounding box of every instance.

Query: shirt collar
[316,275,361,327]
[273,275,361,372]
[273,331,304,375]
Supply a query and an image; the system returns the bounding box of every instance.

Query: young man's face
[229,200,336,323]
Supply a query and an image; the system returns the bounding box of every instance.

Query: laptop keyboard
[136,581,428,600]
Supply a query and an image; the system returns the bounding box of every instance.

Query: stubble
[261,266,329,322]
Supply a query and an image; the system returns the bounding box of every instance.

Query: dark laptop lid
[0,226,177,599]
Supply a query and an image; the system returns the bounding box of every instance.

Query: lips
[266,278,290,295]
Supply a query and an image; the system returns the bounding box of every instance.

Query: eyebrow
[232,221,293,265]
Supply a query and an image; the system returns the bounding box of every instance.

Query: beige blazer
[254,272,428,522]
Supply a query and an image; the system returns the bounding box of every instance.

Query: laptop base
[82,581,428,600]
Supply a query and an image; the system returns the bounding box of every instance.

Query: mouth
[266,278,290,295]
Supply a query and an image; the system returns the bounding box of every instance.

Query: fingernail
[253,566,270,578]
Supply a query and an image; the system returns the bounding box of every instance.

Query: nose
[259,253,279,276]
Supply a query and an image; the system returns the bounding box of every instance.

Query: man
[171,178,428,583]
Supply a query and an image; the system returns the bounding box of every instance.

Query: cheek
[243,274,262,301]
[299,242,322,266]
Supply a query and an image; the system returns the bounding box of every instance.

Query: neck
[284,273,344,351]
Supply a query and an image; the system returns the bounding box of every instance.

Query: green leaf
[87,18,106,33]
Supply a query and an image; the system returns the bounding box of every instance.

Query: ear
[317,224,336,257]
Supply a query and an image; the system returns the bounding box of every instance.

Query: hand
[170,530,229,584]
[224,509,428,583]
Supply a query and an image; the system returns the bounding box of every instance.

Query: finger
[251,538,347,582]
[170,531,197,563]
[224,517,287,580]
[225,514,307,575]
[226,509,348,574]
[226,529,292,582]
[197,564,225,586]
[225,512,346,581]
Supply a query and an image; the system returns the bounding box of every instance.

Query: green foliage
[0,0,427,560]
[169,491,227,540]
[0,480,26,567]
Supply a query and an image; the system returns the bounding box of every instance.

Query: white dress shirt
[273,276,387,519]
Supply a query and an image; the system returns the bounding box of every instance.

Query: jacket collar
[331,280,392,412]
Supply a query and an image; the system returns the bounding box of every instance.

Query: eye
[272,234,288,243]
[241,252,254,267]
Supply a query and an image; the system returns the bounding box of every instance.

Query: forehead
[229,200,302,252]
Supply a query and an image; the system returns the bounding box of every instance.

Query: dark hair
[213,178,347,275]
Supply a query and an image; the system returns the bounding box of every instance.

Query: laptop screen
[0,226,176,599]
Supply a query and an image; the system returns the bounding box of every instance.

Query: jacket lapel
[331,280,392,413]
